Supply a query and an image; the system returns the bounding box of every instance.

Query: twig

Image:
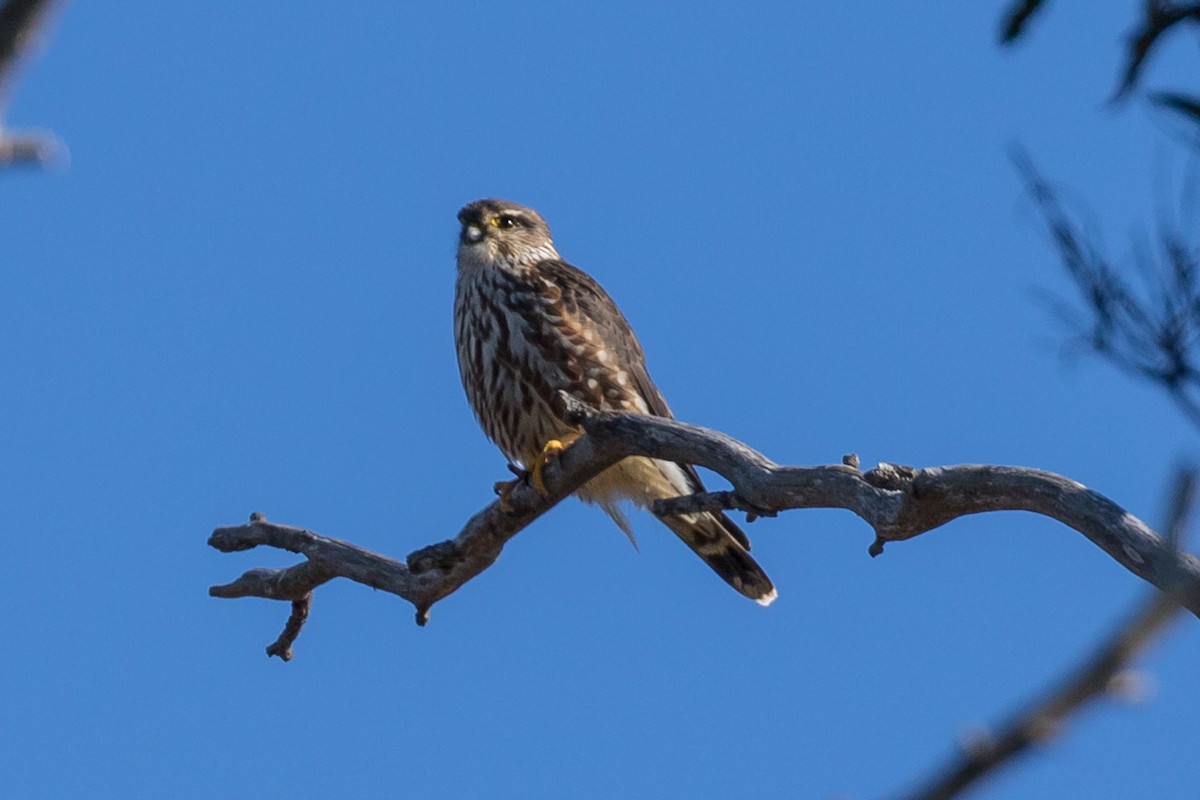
[1151,91,1200,128]
[997,0,1200,102]
[0,0,62,169]
[998,0,1049,44]
[0,129,56,165]
[210,394,1200,658]
[0,0,53,77]
[267,595,312,662]
[1114,2,1200,101]
[1014,149,1200,432]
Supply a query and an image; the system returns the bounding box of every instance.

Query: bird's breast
[455,271,573,465]
[454,270,650,465]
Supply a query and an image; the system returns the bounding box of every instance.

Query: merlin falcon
[453,198,776,605]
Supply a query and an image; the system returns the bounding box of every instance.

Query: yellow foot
[531,433,581,496]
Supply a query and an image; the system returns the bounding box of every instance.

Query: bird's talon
[532,439,565,495]
[532,436,579,496]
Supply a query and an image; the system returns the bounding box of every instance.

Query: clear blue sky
[3,2,1198,798]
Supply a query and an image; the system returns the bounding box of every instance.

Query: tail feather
[715,509,752,551]
[654,509,777,606]
[577,455,777,605]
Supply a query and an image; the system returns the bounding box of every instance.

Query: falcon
[453,198,776,605]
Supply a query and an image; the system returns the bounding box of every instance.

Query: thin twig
[1015,149,1200,431]
[998,0,1049,44]
[0,0,62,168]
[266,595,312,662]
[1114,2,1200,101]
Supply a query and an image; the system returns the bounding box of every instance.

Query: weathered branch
[210,393,1200,658]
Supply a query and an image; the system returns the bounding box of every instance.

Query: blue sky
[3,2,1198,798]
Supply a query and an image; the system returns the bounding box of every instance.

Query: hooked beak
[462,224,484,244]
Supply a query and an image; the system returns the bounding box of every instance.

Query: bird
[453,198,776,606]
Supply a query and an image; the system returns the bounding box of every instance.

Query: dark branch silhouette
[0,0,62,168]
[1115,1,1200,100]
[998,0,1200,103]
[1151,91,1200,128]
[1014,149,1200,430]
[998,0,1049,44]
[0,0,50,75]
[210,394,1200,660]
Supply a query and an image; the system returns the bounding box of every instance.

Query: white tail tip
[756,588,778,607]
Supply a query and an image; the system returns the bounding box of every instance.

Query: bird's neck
[456,244,561,279]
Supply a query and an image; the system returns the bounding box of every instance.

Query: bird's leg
[494,462,527,514]
[491,432,582,512]
[531,431,582,496]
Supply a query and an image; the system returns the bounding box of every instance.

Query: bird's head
[456,198,558,271]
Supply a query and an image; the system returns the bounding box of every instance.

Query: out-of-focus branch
[0,128,56,165]
[1014,148,1200,431]
[0,0,63,168]
[0,0,52,76]
[891,468,1195,800]
[997,0,1200,105]
[1115,1,1200,100]
[998,0,1049,44]
[1151,91,1200,129]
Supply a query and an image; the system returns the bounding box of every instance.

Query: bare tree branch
[895,593,1183,800]
[0,0,62,169]
[998,0,1050,44]
[210,394,1200,659]
[1014,149,1200,430]
[0,128,56,164]
[0,0,52,80]
[890,467,1195,800]
[1115,1,1200,100]
[1151,91,1200,128]
[997,0,1200,103]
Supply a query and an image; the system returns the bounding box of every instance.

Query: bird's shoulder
[526,259,644,353]
[526,258,618,314]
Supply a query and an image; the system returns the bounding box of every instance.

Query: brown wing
[532,259,753,551]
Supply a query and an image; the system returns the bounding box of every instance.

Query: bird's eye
[498,215,518,229]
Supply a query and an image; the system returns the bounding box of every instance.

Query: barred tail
[579,456,777,605]
[655,509,777,606]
